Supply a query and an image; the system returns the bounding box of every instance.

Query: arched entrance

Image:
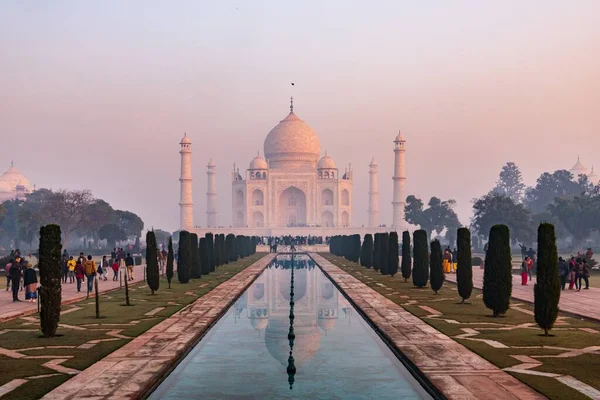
[252,211,264,227]
[236,211,244,227]
[322,189,333,206]
[341,211,350,227]
[278,186,306,227]
[321,211,334,227]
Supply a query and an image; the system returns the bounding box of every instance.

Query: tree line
[329,223,561,335]
[0,189,145,252]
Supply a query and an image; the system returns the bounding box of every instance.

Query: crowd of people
[4,247,138,303]
[520,248,593,290]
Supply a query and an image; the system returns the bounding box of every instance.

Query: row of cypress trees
[176,231,258,284]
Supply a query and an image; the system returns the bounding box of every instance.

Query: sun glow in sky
[1,1,599,231]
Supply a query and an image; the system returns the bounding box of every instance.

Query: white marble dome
[318,153,336,169]
[570,157,589,177]
[0,166,33,193]
[264,111,321,169]
[249,153,268,170]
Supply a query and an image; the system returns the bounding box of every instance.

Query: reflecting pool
[150,255,431,399]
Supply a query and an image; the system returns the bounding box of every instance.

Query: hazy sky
[1,1,599,232]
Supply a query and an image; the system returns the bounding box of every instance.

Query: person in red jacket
[74,260,86,292]
[111,260,119,281]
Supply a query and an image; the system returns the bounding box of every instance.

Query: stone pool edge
[41,253,277,400]
[309,253,545,400]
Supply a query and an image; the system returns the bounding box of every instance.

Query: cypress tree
[362,234,374,268]
[166,237,174,289]
[200,237,210,275]
[177,231,192,283]
[380,232,390,275]
[39,224,62,338]
[373,233,381,271]
[221,234,229,265]
[206,233,215,272]
[413,230,429,288]
[430,239,444,294]
[483,224,512,317]
[124,267,132,306]
[145,230,159,295]
[95,277,100,318]
[534,223,560,336]
[401,230,411,282]
[457,228,473,303]
[351,234,361,263]
[190,233,202,279]
[388,232,399,277]
[227,234,237,262]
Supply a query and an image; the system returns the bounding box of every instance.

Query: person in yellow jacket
[84,255,97,298]
[67,256,76,284]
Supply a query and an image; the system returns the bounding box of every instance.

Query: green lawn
[320,253,600,400]
[0,253,265,400]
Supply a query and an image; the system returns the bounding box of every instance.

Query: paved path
[42,254,276,400]
[445,269,600,321]
[311,253,544,400]
[0,265,147,322]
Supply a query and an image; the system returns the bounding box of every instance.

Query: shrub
[177,231,192,283]
[190,233,201,279]
[361,234,374,268]
[412,230,429,288]
[457,228,473,303]
[38,224,62,337]
[401,231,411,282]
[166,237,174,288]
[220,234,227,265]
[388,232,399,277]
[430,239,444,294]
[483,225,512,317]
[206,233,215,272]
[373,233,381,271]
[380,232,390,275]
[534,223,560,336]
[227,234,237,262]
[145,230,159,295]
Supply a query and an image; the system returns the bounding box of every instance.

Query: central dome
[264,111,321,170]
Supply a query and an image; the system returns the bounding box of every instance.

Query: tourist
[67,256,76,283]
[23,263,38,303]
[574,258,583,291]
[442,249,452,274]
[520,257,529,285]
[84,255,97,297]
[519,244,527,260]
[78,252,85,265]
[586,247,593,260]
[580,260,591,290]
[111,259,119,281]
[526,247,536,261]
[452,248,458,272]
[526,256,534,281]
[61,255,69,283]
[568,257,576,290]
[558,257,569,290]
[97,258,104,282]
[125,253,134,281]
[101,256,109,281]
[9,259,21,302]
[5,258,13,292]
[111,248,117,261]
[74,259,85,292]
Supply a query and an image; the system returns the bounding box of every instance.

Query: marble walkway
[41,253,276,400]
[0,265,147,322]
[310,253,545,400]
[445,268,600,322]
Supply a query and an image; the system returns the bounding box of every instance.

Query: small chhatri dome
[207,158,216,167]
[249,152,268,170]
[369,157,378,167]
[588,166,599,185]
[317,151,336,169]
[264,99,321,169]
[570,156,589,177]
[180,133,191,144]
[395,130,405,142]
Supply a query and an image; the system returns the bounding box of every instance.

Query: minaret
[179,133,194,231]
[368,158,379,228]
[206,159,217,228]
[392,131,406,230]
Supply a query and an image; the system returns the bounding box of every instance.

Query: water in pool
[150,255,431,399]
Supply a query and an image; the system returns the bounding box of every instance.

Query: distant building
[569,157,599,185]
[0,163,33,202]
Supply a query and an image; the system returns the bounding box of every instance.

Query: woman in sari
[520,257,529,285]
[23,263,38,302]
[443,250,452,274]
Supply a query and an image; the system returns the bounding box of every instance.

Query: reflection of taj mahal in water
[180,98,409,237]
[234,255,352,367]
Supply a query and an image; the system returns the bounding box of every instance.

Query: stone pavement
[42,253,276,400]
[0,265,146,322]
[310,253,545,400]
[445,268,600,322]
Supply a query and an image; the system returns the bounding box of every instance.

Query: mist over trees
[0,189,145,252]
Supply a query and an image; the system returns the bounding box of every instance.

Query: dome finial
[290,96,294,113]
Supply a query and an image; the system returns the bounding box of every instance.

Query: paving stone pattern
[310,253,545,400]
[41,253,276,400]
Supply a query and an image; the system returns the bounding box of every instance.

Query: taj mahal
[181,98,408,237]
